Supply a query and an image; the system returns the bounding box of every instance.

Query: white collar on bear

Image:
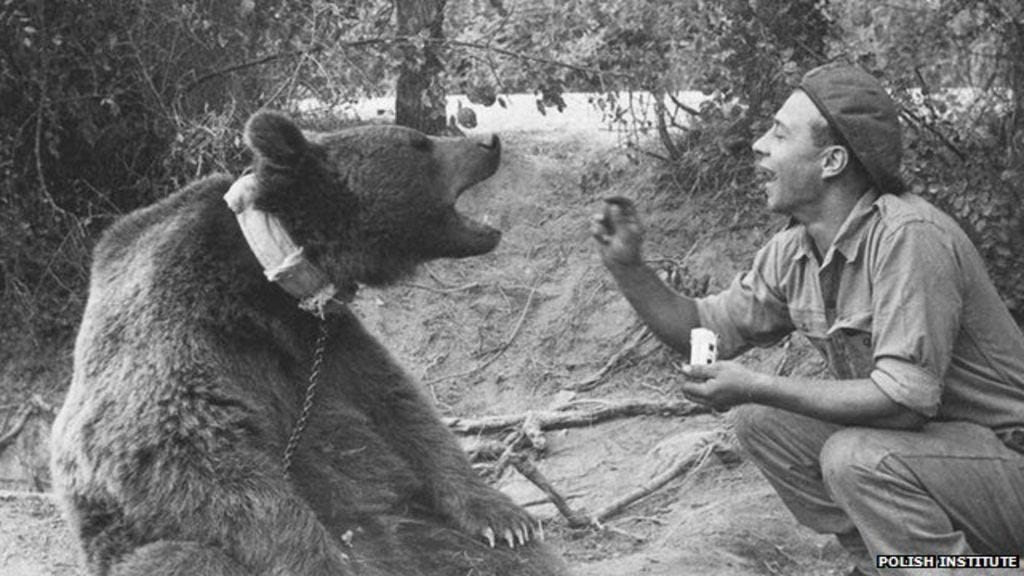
[224,174,347,317]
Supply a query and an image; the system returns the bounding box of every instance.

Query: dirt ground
[0,126,855,575]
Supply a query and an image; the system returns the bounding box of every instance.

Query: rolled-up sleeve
[868,221,962,417]
[697,238,795,359]
[871,359,943,417]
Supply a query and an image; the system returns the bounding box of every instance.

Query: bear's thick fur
[50,111,568,576]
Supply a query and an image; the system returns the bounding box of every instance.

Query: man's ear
[821,144,849,179]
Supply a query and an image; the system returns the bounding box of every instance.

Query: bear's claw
[442,485,543,549]
[480,522,540,549]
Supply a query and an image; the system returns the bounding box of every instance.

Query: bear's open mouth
[433,133,502,258]
[456,208,494,232]
[447,190,501,257]
[454,186,498,231]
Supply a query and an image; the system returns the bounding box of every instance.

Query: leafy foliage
[0,0,394,347]
[829,0,1024,318]
[2,0,1022,349]
[447,0,1023,319]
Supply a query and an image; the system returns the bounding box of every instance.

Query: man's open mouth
[754,165,777,187]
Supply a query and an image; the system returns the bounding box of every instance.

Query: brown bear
[50,110,569,576]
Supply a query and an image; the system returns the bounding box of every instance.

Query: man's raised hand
[590,196,645,269]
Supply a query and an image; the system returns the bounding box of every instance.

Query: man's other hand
[680,361,759,410]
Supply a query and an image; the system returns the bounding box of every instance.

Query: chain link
[282,318,329,480]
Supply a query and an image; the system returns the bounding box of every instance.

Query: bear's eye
[410,135,432,152]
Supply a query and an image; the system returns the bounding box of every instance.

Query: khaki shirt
[697,191,1024,435]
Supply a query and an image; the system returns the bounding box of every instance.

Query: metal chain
[282,317,329,480]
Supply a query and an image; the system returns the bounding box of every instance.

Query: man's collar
[792,189,880,265]
[832,189,880,263]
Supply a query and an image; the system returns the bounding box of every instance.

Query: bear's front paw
[443,488,541,549]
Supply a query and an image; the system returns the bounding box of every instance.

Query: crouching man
[591,63,1024,574]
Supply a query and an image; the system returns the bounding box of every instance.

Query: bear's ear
[244,110,308,168]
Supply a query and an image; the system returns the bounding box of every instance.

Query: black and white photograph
[1,1,1022,574]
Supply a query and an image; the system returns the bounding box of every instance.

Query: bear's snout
[475,133,500,152]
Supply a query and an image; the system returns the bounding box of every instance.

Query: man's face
[752,90,831,218]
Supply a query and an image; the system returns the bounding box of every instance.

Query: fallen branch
[508,432,738,530]
[462,437,509,462]
[444,399,712,435]
[521,411,545,450]
[511,455,591,528]
[490,428,527,479]
[520,492,584,509]
[464,410,552,478]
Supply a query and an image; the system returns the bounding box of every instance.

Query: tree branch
[180,39,389,95]
[181,35,633,98]
[511,455,590,528]
[507,431,738,529]
[444,399,712,435]
[445,39,630,80]
[900,107,967,162]
[667,92,702,117]
[654,89,682,161]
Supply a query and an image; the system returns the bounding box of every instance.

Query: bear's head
[242,110,502,288]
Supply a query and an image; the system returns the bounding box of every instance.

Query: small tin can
[690,328,719,365]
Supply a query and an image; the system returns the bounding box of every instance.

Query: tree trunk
[394,0,448,135]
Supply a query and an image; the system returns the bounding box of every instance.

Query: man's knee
[820,428,894,499]
[731,404,820,453]
[730,404,778,455]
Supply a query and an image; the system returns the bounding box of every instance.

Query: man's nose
[751,131,769,157]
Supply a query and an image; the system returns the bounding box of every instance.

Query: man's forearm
[749,372,926,430]
[606,261,701,353]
